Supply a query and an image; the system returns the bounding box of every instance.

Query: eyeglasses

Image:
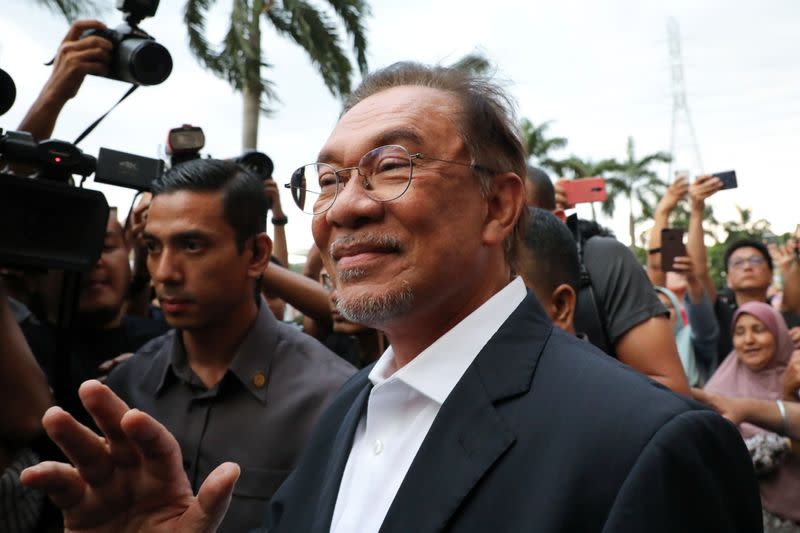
[284,144,487,215]
[728,256,767,270]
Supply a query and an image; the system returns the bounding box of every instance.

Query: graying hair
[343,62,528,272]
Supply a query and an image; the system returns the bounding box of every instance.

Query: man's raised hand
[20,380,239,533]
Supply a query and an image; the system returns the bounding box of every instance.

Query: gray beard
[336,269,414,326]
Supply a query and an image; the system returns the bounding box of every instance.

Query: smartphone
[712,170,737,190]
[562,177,607,207]
[661,228,687,272]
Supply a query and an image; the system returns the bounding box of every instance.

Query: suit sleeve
[601,409,763,533]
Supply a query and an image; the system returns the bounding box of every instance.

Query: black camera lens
[116,38,172,85]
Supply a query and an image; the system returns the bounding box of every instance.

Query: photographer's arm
[18,20,111,142]
[692,388,800,440]
[687,175,722,303]
[262,263,332,329]
[647,177,688,287]
[0,282,52,451]
[265,180,289,268]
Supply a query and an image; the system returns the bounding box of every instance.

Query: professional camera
[80,0,172,86]
[0,129,108,271]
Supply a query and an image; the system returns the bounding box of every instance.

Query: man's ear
[551,283,577,334]
[482,172,525,247]
[249,233,272,279]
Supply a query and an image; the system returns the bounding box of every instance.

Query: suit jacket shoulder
[265,292,761,533]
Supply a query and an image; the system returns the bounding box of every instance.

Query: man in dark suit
[22,62,761,532]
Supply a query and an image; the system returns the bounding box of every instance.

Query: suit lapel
[311,380,372,533]
[379,291,552,533]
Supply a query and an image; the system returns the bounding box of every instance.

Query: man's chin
[336,281,414,327]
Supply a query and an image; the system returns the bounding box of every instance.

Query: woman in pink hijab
[705,301,799,530]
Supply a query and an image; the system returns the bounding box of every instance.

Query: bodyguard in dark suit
[21,62,761,532]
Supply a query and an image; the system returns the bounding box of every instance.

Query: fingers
[690,387,707,403]
[120,408,187,482]
[182,462,241,533]
[79,380,140,467]
[20,460,86,510]
[42,406,115,486]
[64,19,107,43]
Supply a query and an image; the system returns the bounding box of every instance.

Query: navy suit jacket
[263,292,762,532]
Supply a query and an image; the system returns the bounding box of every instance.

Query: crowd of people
[2,18,800,533]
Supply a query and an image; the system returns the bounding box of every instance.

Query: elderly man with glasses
[23,62,761,532]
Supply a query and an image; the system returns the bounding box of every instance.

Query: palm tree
[33,0,100,20]
[602,137,671,248]
[185,0,369,149]
[519,118,569,176]
[560,156,623,220]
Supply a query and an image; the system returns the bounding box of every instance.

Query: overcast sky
[2,0,798,259]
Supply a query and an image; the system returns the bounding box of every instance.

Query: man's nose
[151,250,182,284]
[324,169,383,227]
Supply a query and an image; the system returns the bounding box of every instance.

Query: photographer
[18,19,111,142]
[22,211,168,427]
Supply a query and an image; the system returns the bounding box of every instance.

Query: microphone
[0,67,17,116]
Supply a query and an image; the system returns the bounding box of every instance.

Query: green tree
[185,0,369,149]
[32,0,100,20]
[560,155,622,220]
[602,136,671,248]
[519,118,569,176]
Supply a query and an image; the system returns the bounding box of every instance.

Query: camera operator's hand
[689,174,722,210]
[656,176,688,216]
[18,20,112,141]
[46,20,112,102]
[20,380,238,533]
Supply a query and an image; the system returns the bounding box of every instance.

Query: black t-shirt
[575,236,668,356]
[22,315,169,427]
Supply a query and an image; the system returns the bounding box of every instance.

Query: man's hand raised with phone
[20,380,239,533]
[689,174,722,210]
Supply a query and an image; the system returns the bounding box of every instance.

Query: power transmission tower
[667,18,703,180]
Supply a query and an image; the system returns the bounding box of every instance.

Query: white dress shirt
[329,277,527,533]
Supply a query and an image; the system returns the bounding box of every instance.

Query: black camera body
[81,0,172,86]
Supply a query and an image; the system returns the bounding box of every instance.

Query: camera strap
[73,84,138,146]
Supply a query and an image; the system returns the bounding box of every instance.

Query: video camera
[0,128,164,271]
[80,0,172,86]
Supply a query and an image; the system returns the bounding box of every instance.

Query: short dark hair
[344,61,528,271]
[525,166,556,210]
[724,238,773,271]
[150,159,267,252]
[521,207,580,294]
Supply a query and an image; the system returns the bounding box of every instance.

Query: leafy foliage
[184,0,370,112]
[602,136,671,247]
[32,0,102,21]
[520,118,569,176]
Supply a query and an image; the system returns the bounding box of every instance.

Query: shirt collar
[368,277,527,405]
[154,298,279,403]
